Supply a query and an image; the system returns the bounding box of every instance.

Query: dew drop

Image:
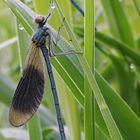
[130,64,135,70]
[50,3,55,9]
[18,24,24,30]
[51,5,55,9]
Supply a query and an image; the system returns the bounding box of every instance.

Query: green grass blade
[96,124,110,140]
[84,0,94,140]
[54,71,81,140]
[28,114,43,140]
[133,0,140,16]
[54,0,123,139]
[100,0,135,47]
[51,1,81,139]
[99,0,136,108]
[33,0,49,15]
[16,20,30,75]
[95,71,140,140]
[95,31,140,66]
[0,75,14,106]
[51,57,84,106]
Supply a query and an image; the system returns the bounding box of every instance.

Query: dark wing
[9,44,44,127]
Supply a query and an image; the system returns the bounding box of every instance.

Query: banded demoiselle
[9,10,66,140]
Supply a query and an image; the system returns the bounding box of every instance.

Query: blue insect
[9,10,66,140]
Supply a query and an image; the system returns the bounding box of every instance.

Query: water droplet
[50,3,55,9]
[18,24,24,30]
[51,5,55,9]
[130,64,135,70]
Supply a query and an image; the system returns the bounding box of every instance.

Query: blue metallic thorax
[32,26,47,47]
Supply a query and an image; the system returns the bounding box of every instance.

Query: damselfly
[9,6,67,140]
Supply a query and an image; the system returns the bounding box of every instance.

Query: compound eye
[35,16,44,24]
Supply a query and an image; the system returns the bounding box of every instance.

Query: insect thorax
[32,26,48,47]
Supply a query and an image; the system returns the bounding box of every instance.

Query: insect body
[9,15,66,140]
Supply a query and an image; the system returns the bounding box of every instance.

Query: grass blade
[133,0,140,16]
[100,0,135,47]
[95,71,140,140]
[28,114,43,140]
[54,0,123,139]
[84,0,94,140]
[95,31,140,66]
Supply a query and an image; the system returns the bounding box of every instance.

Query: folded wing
[9,45,44,127]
